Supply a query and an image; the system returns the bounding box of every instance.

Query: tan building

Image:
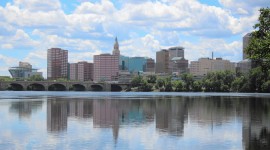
[156,49,169,74]
[156,47,188,75]
[47,48,68,80]
[190,58,235,76]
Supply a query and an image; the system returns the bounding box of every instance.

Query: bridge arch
[48,83,66,91]
[111,84,122,92]
[8,83,24,91]
[91,84,103,91]
[27,83,45,91]
[70,84,86,91]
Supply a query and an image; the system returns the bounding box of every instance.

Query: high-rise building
[69,63,78,81]
[190,58,235,76]
[70,62,93,81]
[78,61,93,81]
[9,61,43,80]
[168,46,188,74]
[169,47,184,59]
[156,49,169,74]
[145,58,155,73]
[47,48,68,80]
[156,47,188,75]
[93,38,120,82]
[94,54,119,82]
[243,33,251,60]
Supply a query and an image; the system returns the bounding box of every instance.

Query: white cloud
[1,3,67,28]
[182,39,242,62]
[0,54,18,65]
[219,0,268,15]
[0,29,39,49]
[69,51,101,63]
[121,34,161,59]
[1,44,13,49]
[74,0,116,14]
[13,0,61,12]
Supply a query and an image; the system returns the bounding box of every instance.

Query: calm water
[0,92,270,150]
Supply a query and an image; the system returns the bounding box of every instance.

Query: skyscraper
[78,61,93,81]
[70,62,94,81]
[243,33,251,60]
[47,48,68,80]
[168,46,188,74]
[156,49,169,74]
[93,38,120,82]
[112,37,120,56]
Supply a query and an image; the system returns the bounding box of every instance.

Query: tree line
[130,67,270,93]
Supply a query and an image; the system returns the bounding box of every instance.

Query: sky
[0,0,269,77]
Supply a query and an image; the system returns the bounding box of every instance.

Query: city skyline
[0,0,268,77]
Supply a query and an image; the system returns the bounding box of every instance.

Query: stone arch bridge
[0,81,130,92]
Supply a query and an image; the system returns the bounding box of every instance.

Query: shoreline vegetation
[127,69,270,93]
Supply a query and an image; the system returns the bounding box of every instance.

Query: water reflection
[156,98,187,136]
[4,94,270,149]
[9,101,43,119]
[47,99,68,132]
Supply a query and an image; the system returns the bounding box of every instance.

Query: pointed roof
[114,36,119,50]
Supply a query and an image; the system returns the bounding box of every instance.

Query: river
[0,91,270,150]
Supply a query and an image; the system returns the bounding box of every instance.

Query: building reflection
[156,97,188,136]
[47,99,93,133]
[93,100,120,142]
[47,99,68,132]
[45,95,270,148]
[92,99,156,142]
[68,99,93,119]
[9,100,43,119]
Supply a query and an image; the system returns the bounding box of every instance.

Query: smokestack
[212,52,214,60]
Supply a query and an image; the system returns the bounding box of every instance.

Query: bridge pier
[104,83,111,91]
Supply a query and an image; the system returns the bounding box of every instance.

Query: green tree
[245,8,270,74]
[261,80,270,93]
[202,71,235,92]
[249,67,265,92]
[147,75,157,84]
[156,77,165,90]
[138,80,153,92]
[181,73,194,91]
[192,80,202,92]
[27,75,44,81]
[131,75,143,87]
[173,80,184,92]
[164,77,173,92]
[0,76,14,81]
[231,76,247,92]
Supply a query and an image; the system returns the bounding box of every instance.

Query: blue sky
[0,0,268,77]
